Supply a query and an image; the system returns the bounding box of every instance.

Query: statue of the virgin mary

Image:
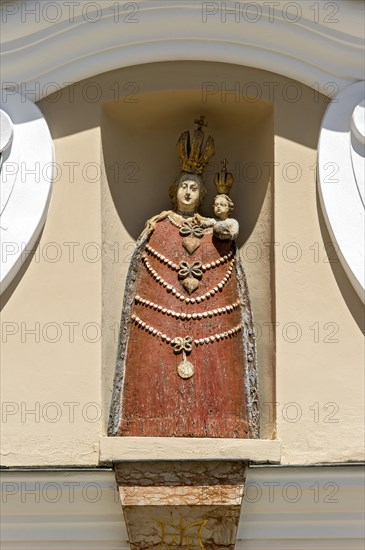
[109,117,259,439]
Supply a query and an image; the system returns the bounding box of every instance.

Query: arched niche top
[318,81,365,303]
[1,1,364,101]
[101,87,274,244]
[0,92,55,293]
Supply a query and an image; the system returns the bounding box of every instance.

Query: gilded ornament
[177,115,215,175]
[214,157,235,195]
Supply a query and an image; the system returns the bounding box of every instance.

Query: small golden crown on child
[177,115,215,175]
[214,158,234,195]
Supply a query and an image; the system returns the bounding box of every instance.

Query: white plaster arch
[318,81,365,302]
[1,1,364,295]
[0,111,13,154]
[0,93,54,293]
[1,1,364,101]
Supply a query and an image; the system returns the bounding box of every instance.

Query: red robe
[109,215,259,438]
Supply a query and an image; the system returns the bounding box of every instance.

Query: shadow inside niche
[101,93,273,245]
[37,60,325,150]
[317,188,364,334]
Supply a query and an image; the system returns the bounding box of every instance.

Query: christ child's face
[214,196,230,220]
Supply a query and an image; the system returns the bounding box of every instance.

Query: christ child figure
[212,193,239,241]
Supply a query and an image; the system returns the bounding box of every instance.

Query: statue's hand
[198,217,216,229]
[213,219,239,241]
[191,214,202,227]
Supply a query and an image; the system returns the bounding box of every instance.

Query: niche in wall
[100,62,275,439]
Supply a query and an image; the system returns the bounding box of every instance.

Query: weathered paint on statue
[109,118,259,439]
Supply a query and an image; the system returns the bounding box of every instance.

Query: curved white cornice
[318,81,365,302]
[0,93,55,293]
[1,1,364,100]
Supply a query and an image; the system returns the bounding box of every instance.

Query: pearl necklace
[135,295,240,319]
[131,311,242,379]
[142,254,235,303]
[168,214,192,229]
[145,243,233,272]
[131,313,242,346]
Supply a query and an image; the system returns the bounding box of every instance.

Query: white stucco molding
[0,1,364,101]
[0,92,55,293]
[318,81,365,302]
[1,467,363,549]
[99,436,281,463]
[0,111,13,155]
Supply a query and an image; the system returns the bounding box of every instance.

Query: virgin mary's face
[176,179,200,212]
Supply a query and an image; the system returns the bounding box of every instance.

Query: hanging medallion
[177,359,195,379]
[179,222,204,254]
[178,261,203,294]
[171,336,194,379]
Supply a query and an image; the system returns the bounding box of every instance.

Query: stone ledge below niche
[99,437,281,464]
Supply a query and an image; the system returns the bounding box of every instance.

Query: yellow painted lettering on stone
[156,517,208,549]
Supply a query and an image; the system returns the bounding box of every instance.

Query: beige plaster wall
[1,61,363,466]
[0,126,102,466]
[274,136,365,463]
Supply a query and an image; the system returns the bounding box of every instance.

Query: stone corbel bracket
[100,437,281,549]
[116,460,246,549]
[0,90,55,293]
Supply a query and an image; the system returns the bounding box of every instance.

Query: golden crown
[214,158,234,195]
[177,116,215,175]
